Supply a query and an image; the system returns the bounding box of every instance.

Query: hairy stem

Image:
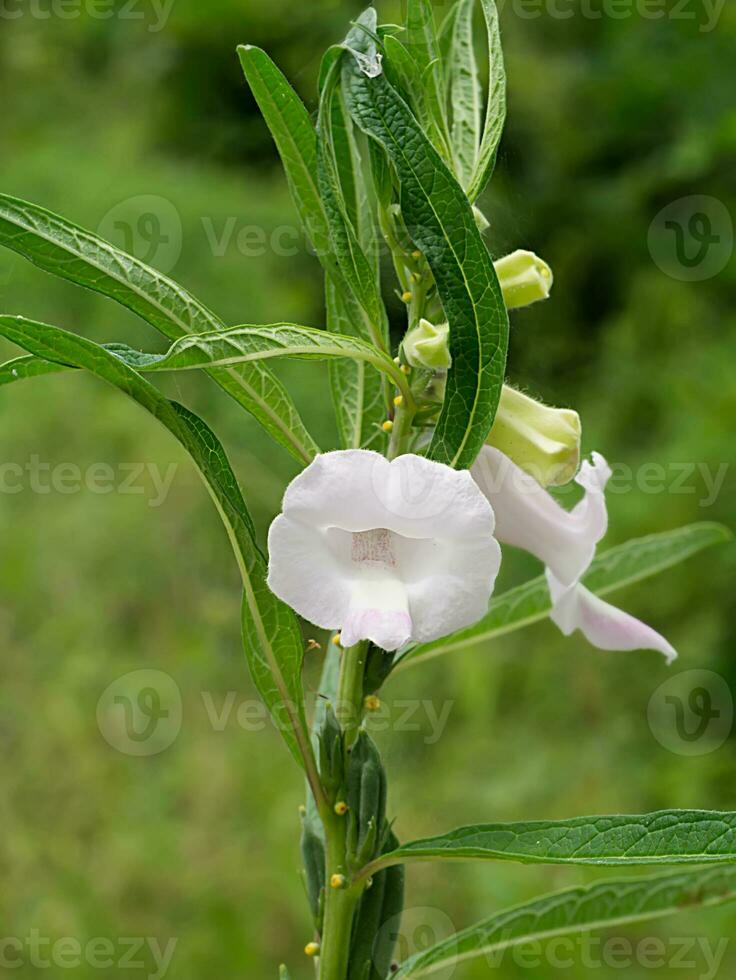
[318,642,369,979]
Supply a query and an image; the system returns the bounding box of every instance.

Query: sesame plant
[0,2,734,978]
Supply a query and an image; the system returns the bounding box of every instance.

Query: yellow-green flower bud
[401,319,452,371]
[488,386,581,487]
[494,250,553,310]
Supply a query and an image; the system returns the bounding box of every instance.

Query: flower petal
[472,446,610,585]
[268,450,500,649]
[267,514,351,631]
[401,534,502,644]
[341,570,413,650]
[547,573,677,663]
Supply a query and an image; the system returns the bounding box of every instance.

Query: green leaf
[466,0,507,203]
[382,35,449,163]
[404,0,453,163]
[0,314,318,781]
[318,47,389,352]
[326,275,387,451]
[450,0,482,190]
[237,45,331,261]
[0,193,319,464]
[372,809,736,872]
[391,865,736,978]
[0,353,66,386]
[399,522,731,668]
[343,17,509,469]
[103,322,409,394]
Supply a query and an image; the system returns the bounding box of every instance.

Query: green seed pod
[362,644,395,696]
[347,868,387,980]
[318,703,345,799]
[346,732,387,867]
[300,817,326,929]
[373,862,405,979]
[348,833,406,980]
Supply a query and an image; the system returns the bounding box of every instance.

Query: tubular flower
[487,386,581,488]
[472,446,677,662]
[267,450,501,652]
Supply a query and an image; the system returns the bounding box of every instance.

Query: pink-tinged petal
[547,573,677,663]
[472,446,610,585]
[268,451,500,649]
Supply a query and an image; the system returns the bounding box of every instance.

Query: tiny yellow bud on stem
[364,695,381,712]
[330,874,347,890]
[334,801,348,816]
[411,250,422,260]
[393,395,403,407]
[401,290,412,303]
[382,420,394,433]
[331,633,342,647]
[305,942,320,957]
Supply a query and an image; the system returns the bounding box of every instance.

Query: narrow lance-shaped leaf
[364,809,736,876]
[392,865,736,978]
[0,314,321,792]
[450,0,482,190]
[404,0,453,163]
[101,322,410,396]
[0,353,66,386]
[239,44,384,355]
[467,0,507,203]
[343,11,509,469]
[326,275,388,451]
[237,45,331,261]
[318,47,389,352]
[398,522,731,668]
[0,194,319,464]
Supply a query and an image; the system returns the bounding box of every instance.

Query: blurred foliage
[1,0,735,977]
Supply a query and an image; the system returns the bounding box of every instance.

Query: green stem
[317,643,369,979]
[335,642,368,748]
[388,398,416,459]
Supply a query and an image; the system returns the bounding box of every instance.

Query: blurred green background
[1,0,735,977]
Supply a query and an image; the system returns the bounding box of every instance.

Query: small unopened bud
[401,319,452,371]
[401,290,412,303]
[488,386,581,487]
[393,395,404,407]
[331,633,342,647]
[494,249,553,309]
[334,801,348,816]
[364,695,381,712]
[382,420,394,433]
[400,364,411,375]
[304,942,320,957]
[411,250,422,260]
[330,874,347,890]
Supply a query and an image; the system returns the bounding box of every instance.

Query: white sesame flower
[472,446,677,662]
[267,450,501,651]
